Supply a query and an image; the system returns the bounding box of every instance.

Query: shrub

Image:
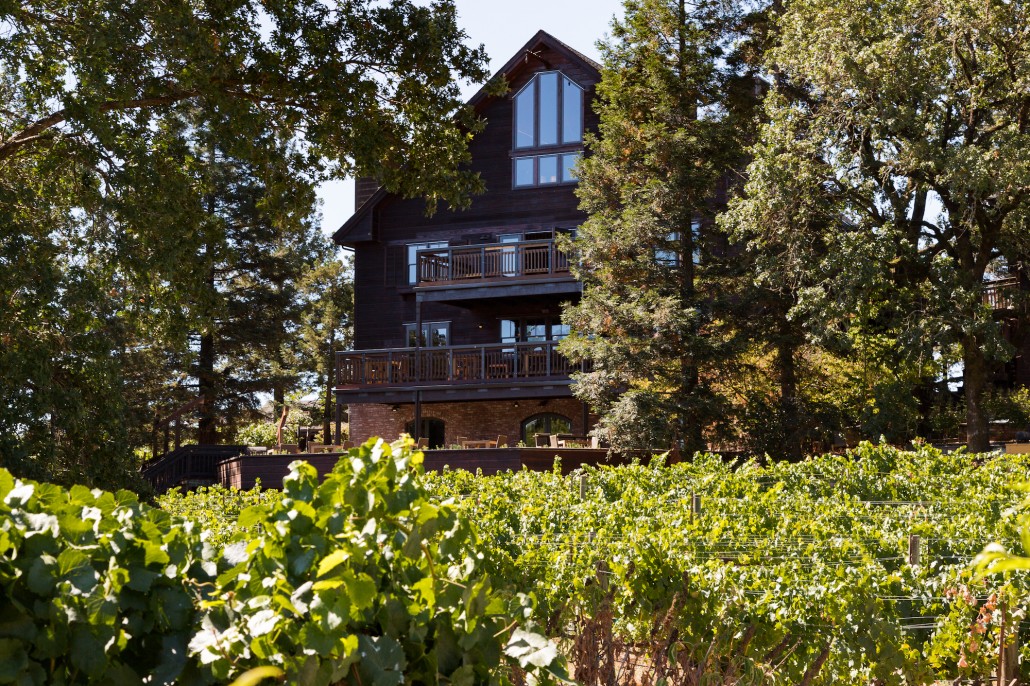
[0,439,566,685]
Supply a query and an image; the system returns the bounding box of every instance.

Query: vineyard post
[597,559,609,592]
[580,474,587,501]
[999,598,1020,685]
[692,493,702,520]
[908,534,920,566]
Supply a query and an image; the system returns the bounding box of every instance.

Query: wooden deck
[335,342,591,389]
[416,239,573,286]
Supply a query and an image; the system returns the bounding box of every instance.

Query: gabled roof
[333,30,602,246]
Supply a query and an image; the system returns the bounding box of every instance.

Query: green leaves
[0,437,569,683]
[425,442,1030,684]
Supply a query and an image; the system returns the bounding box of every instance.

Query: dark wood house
[332,31,601,448]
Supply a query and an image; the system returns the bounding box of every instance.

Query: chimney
[354,176,379,211]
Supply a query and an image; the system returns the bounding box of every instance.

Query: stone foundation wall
[347,397,593,447]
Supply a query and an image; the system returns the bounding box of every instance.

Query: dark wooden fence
[417,240,571,284]
[336,341,590,387]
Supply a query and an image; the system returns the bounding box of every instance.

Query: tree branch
[0,91,200,163]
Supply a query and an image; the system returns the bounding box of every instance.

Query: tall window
[407,241,447,284]
[513,71,584,188]
[404,322,449,347]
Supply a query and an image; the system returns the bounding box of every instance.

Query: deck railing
[336,341,589,387]
[984,277,1020,310]
[417,240,572,285]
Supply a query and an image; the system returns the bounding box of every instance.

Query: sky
[316,0,625,236]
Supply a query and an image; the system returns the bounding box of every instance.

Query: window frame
[512,71,585,189]
[512,152,582,189]
[407,241,448,285]
[512,71,584,152]
[520,412,574,443]
[403,321,451,348]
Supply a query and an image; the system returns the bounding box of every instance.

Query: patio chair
[534,433,550,447]
[416,437,429,449]
[495,435,507,448]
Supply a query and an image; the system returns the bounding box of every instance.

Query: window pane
[500,319,517,344]
[408,242,446,284]
[550,415,572,434]
[515,84,535,148]
[430,324,448,347]
[550,323,570,340]
[561,153,581,182]
[562,78,583,143]
[525,319,547,342]
[538,73,558,146]
[406,325,419,347]
[538,155,558,184]
[514,157,535,187]
[408,245,419,284]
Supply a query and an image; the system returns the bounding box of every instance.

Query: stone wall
[348,397,593,447]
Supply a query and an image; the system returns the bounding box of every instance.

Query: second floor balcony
[336,341,589,390]
[414,240,579,302]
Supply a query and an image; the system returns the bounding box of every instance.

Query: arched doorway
[520,413,572,444]
[405,417,446,449]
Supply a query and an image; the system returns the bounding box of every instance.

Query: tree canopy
[0,0,487,486]
[724,0,1030,451]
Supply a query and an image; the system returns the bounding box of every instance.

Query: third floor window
[514,71,584,150]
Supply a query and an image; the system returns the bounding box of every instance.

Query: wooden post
[579,474,587,500]
[908,534,921,566]
[334,397,342,444]
[413,391,422,442]
[999,598,1020,685]
[692,493,702,517]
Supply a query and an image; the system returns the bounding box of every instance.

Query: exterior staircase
[141,444,245,494]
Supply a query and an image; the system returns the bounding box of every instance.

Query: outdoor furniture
[307,442,325,453]
[461,439,496,449]
[416,437,429,449]
[279,444,300,454]
[246,446,269,455]
[556,434,593,448]
[534,433,550,447]
[496,435,507,448]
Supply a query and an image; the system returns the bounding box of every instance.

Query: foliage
[561,0,756,454]
[158,482,279,548]
[0,0,487,488]
[986,388,1030,430]
[722,0,1030,451]
[423,443,1030,684]
[0,439,567,684]
[232,406,311,448]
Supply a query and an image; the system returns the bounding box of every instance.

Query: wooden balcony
[335,341,588,390]
[984,277,1020,310]
[416,240,574,287]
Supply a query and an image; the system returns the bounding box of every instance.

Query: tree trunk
[963,335,991,453]
[197,330,218,443]
[777,329,802,460]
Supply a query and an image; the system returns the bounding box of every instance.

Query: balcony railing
[417,240,571,285]
[336,341,589,387]
[984,277,1020,310]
